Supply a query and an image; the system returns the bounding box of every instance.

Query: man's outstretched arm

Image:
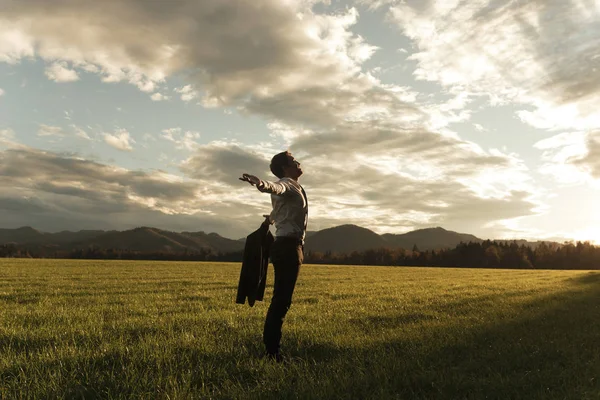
[239,173,289,195]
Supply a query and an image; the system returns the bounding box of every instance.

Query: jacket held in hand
[236,221,274,306]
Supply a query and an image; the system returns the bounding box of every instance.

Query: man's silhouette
[240,151,308,362]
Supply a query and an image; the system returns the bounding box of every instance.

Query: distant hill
[48,230,109,244]
[0,227,108,245]
[0,226,46,244]
[0,226,244,254]
[382,227,482,251]
[0,224,560,256]
[70,227,244,254]
[304,225,387,253]
[181,231,247,253]
[303,225,482,253]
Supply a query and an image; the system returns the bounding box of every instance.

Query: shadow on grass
[349,312,436,330]
[283,272,600,400]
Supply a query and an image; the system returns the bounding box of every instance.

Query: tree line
[1,240,599,270]
[305,240,599,270]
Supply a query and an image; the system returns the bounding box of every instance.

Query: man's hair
[270,151,291,178]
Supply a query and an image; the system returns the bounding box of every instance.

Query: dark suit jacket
[236,221,274,306]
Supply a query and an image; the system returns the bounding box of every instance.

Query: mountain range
[0,225,557,255]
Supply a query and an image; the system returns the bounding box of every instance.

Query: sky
[1,0,600,242]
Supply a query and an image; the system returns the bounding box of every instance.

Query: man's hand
[239,173,261,187]
[262,214,273,226]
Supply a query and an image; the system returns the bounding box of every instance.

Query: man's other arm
[256,179,291,195]
[239,173,290,195]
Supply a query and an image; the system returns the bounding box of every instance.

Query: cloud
[103,129,135,151]
[0,146,271,236]
[0,23,35,63]
[384,0,600,131]
[37,124,65,137]
[0,1,377,118]
[71,125,91,140]
[150,92,169,101]
[0,129,15,141]
[181,141,269,182]
[37,123,92,140]
[474,124,486,132]
[246,84,423,129]
[570,131,600,180]
[290,121,510,177]
[534,131,590,185]
[295,155,539,237]
[0,128,22,150]
[160,128,200,151]
[0,88,4,96]
[45,61,79,82]
[0,0,550,237]
[174,85,198,102]
[175,137,540,237]
[0,148,197,203]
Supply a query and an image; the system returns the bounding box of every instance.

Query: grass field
[0,259,598,399]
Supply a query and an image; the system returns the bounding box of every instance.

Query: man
[239,151,308,362]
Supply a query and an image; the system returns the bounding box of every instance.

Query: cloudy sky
[1,0,600,241]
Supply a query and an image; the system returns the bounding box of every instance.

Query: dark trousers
[263,237,303,354]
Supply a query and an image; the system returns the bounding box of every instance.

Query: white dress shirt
[257,177,308,242]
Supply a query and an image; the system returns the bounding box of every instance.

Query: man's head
[270,151,303,180]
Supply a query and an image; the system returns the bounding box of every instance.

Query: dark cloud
[0,196,49,213]
[0,0,367,105]
[292,121,510,174]
[245,86,423,128]
[573,131,600,179]
[181,143,269,182]
[0,148,198,202]
[0,146,271,236]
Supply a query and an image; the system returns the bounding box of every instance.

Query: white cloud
[0,24,35,63]
[534,131,589,185]
[386,0,600,131]
[103,129,135,151]
[161,128,200,151]
[38,124,65,137]
[71,125,91,140]
[37,123,92,140]
[150,92,169,101]
[0,129,15,140]
[142,133,155,142]
[473,124,486,132]
[174,85,198,102]
[0,128,23,150]
[0,88,4,96]
[45,61,79,82]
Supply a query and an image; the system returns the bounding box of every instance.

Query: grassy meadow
[0,259,598,399]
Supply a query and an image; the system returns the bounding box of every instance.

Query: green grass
[0,259,598,399]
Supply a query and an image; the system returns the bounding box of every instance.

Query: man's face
[284,154,303,179]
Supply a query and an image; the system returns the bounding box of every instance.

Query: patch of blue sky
[0,58,275,173]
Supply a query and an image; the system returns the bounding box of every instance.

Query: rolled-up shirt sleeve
[257,179,291,195]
